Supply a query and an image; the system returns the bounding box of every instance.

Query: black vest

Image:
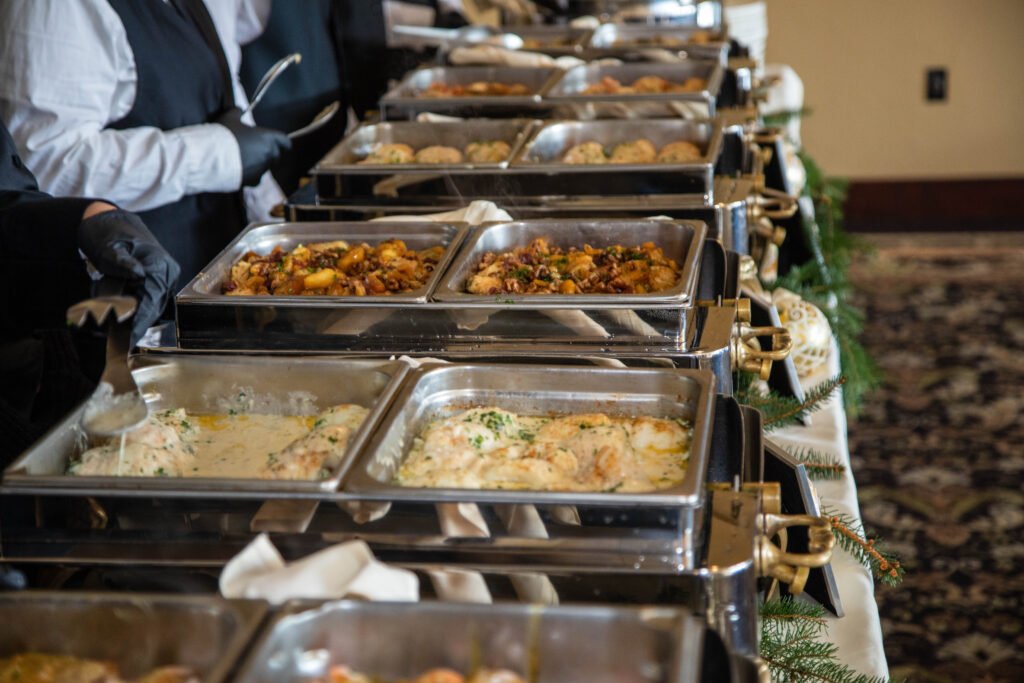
[107,0,246,287]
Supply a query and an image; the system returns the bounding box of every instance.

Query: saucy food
[222,239,445,296]
[611,31,714,47]
[358,141,512,165]
[395,407,692,492]
[561,139,701,164]
[69,404,369,480]
[580,75,705,95]
[421,81,531,97]
[466,238,680,295]
[0,653,196,683]
[317,666,525,683]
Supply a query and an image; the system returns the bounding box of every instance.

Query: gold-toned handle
[751,216,787,247]
[756,513,835,594]
[86,497,108,530]
[757,187,800,221]
[733,325,793,379]
[696,298,752,325]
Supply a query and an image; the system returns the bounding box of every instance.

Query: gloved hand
[216,107,292,186]
[76,209,181,344]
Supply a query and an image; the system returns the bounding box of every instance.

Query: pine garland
[763,151,884,418]
[824,507,904,586]
[736,372,845,431]
[784,446,846,481]
[760,597,898,683]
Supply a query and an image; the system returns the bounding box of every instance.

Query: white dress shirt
[0,0,283,220]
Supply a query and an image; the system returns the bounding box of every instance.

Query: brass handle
[86,497,108,530]
[751,217,787,247]
[756,513,835,594]
[757,187,800,221]
[733,325,792,379]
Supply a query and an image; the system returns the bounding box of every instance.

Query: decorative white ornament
[773,288,831,376]
[782,139,807,197]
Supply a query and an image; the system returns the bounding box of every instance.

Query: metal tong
[243,52,302,116]
[66,280,148,437]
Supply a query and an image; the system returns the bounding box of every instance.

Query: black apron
[106,0,246,287]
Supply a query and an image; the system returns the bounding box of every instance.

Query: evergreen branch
[759,597,900,683]
[763,375,845,429]
[823,507,904,586]
[784,446,846,481]
[761,107,813,127]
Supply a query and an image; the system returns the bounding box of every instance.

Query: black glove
[216,107,292,186]
[76,210,181,344]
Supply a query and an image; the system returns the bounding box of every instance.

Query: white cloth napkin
[220,534,419,604]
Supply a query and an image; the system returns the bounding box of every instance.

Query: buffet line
[0,5,832,682]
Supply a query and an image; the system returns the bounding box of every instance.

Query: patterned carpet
[847,244,1024,682]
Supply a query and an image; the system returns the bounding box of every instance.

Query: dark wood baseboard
[844,178,1024,232]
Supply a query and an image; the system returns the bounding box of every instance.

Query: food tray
[178,221,467,306]
[511,118,720,185]
[344,363,716,508]
[381,65,561,115]
[3,355,407,495]
[0,591,266,683]
[315,119,536,173]
[234,600,701,683]
[545,61,724,118]
[433,218,706,308]
[585,23,730,63]
[503,24,593,54]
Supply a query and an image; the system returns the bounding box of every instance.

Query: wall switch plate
[927,67,948,101]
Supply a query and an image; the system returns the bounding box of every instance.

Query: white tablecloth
[770,340,889,678]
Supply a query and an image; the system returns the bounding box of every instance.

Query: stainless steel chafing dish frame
[433,218,705,309]
[344,363,716,509]
[380,65,564,114]
[491,24,595,55]
[234,599,702,683]
[314,119,538,174]
[544,60,724,118]
[2,355,409,496]
[583,23,730,64]
[0,591,267,683]
[177,221,469,306]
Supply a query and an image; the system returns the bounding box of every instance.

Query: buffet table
[773,341,889,678]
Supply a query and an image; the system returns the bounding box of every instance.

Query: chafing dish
[503,25,594,54]
[344,363,715,507]
[568,0,722,27]
[3,355,407,496]
[585,23,730,64]
[545,61,723,119]
[511,118,720,190]
[434,218,705,308]
[312,118,724,204]
[315,119,536,173]
[381,66,561,118]
[235,601,702,683]
[178,221,468,306]
[0,591,266,683]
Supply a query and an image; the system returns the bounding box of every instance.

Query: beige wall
[762,0,1024,180]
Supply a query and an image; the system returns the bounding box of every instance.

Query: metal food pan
[0,591,266,683]
[585,23,730,63]
[315,119,536,173]
[433,219,706,308]
[511,118,721,179]
[235,600,700,683]
[3,355,407,495]
[344,363,716,507]
[504,25,593,53]
[544,61,723,118]
[381,66,562,111]
[178,221,467,306]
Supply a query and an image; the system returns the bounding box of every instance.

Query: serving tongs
[243,52,302,116]
[66,281,148,438]
[390,24,524,50]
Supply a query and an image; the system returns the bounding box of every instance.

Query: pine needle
[784,446,846,481]
[822,506,905,586]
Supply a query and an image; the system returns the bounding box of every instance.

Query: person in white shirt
[0,0,289,286]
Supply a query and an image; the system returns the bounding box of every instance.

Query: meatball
[562,141,608,164]
[359,143,414,164]
[414,145,464,164]
[464,140,512,163]
[657,140,703,163]
[609,139,657,164]
[631,75,672,93]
